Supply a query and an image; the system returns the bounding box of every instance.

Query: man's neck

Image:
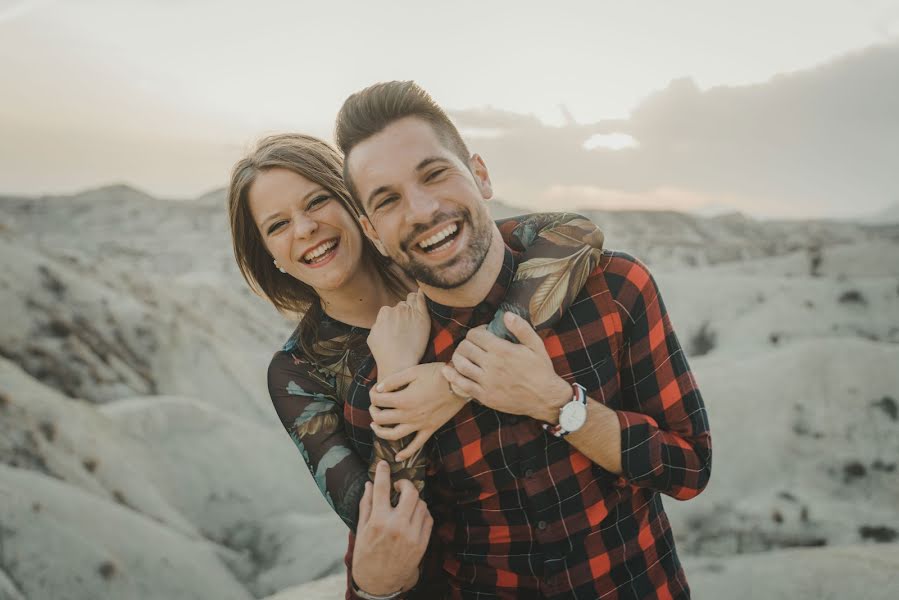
[418,225,505,308]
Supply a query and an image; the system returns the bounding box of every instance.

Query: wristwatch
[542,383,588,438]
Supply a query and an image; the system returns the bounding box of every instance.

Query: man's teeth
[418,223,458,250]
[303,239,337,262]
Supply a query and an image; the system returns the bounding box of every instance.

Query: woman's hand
[369,362,469,461]
[367,291,431,379]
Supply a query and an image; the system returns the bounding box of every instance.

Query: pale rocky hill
[1,185,897,599]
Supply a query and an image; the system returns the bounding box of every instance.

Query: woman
[227,133,604,532]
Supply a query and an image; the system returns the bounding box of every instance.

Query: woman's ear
[361,217,388,256]
[468,154,493,200]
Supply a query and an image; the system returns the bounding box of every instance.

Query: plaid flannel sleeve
[609,252,712,500]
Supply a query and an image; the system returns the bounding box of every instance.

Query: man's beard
[394,207,493,289]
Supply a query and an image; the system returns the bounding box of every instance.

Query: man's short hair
[334,80,471,213]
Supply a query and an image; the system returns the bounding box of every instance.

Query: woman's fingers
[441,364,482,400]
[371,422,415,441]
[375,367,418,394]
[395,429,430,462]
[451,352,483,383]
[369,405,407,425]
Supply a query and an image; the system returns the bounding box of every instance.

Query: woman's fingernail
[376,384,384,392]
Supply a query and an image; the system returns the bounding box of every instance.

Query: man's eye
[426,168,447,182]
[375,196,398,211]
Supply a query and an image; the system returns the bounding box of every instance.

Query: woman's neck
[316,258,406,329]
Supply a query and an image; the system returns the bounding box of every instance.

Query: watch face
[560,401,587,431]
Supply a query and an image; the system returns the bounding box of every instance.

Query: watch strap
[542,383,587,438]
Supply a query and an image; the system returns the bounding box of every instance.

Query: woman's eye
[267,220,287,235]
[308,194,331,209]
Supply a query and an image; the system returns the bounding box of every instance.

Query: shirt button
[524,468,534,478]
[537,520,548,530]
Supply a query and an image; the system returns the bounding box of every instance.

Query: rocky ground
[1,186,897,599]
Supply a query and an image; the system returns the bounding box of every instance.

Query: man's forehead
[348,117,456,188]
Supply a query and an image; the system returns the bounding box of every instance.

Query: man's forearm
[562,400,623,474]
[530,385,623,475]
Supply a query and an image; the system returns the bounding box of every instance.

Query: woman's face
[248,167,365,293]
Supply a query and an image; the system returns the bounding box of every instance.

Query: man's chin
[404,256,479,290]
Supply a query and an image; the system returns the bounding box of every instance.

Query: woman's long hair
[227,133,407,361]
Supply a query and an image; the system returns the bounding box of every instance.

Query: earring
[273,259,286,274]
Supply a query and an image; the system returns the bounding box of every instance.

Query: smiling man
[335,81,712,600]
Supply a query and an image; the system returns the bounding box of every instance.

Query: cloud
[452,42,899,218]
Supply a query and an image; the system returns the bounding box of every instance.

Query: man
[337,81,712,599]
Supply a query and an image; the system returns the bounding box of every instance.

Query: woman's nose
[291,214,318,239]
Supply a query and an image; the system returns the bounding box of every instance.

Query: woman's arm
[267,348,368,531]
[493,212,605,338]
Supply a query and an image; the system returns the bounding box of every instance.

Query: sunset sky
[1,0,898,217]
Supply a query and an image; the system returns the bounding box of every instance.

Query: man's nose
[405,188,440,223]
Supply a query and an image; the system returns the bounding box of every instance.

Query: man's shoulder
[591,249,654,293]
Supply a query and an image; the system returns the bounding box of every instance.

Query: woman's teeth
[303,239,337,263]
[418,223,458,252]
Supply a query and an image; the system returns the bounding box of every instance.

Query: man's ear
[468,154,493,200]
[360,216,388,256]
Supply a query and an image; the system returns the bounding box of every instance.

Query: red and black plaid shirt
[344,246,712,599]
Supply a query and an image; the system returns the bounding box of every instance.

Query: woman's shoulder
[268,325,308,379]
[267,315,355,390]
[278,321,304,355]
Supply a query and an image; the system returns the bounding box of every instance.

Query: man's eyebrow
[415,156,451,171]
[260,187,327,228]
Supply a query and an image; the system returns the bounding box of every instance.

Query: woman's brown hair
[227,133,407,355]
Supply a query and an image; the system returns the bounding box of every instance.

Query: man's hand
[370,362,469,461]
[442,312,571,423]
[367,291,431,379]
[351,461,433,596]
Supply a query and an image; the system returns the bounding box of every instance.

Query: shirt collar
[426,245,518,326]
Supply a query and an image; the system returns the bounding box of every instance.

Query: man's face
[346,116,494,289]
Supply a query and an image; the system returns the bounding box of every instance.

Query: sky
[1,0,898,218]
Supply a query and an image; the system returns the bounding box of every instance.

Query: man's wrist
[531,376,571,423]
[352,565,419,598]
